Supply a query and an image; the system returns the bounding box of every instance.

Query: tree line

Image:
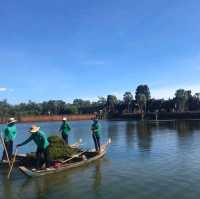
[1,85,200,119]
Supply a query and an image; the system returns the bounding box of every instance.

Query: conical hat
[29,125,40,133]
[7,118,17,124]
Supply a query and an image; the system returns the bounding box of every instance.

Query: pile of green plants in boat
[20,136,81,167]
[47,135,81,160]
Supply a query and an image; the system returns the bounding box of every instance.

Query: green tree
[148,99,163,112]
[106,95,118,113]
[138,94,147,113]
[123,92,133,112]
[175,89,191,112]
[0,100,13,119]
[97,96,107,106]
[195,93,200,100]
[135,85,151,112]
[161,99,175,112]
[65,104,78,114]
[55,100,67,114]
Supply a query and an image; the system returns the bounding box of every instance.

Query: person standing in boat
[91,119,101,152]
[16,125,50,169]
[1,118,17,162]
[59,117,71,144]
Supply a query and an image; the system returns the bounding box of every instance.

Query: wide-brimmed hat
[29,125,40,133]
[7,118,17,124]
[63,117,67,121]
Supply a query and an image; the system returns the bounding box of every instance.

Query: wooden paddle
[0,133,11,167]
[61,150,87,164]
[7,148,18,179]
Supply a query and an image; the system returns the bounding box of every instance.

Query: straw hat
[63,117,67,121]
[7,117,17,124]
[29,125,40,133]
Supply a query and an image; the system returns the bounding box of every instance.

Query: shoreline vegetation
[1,84,200,123]
[2,111,200,124]
[0,114,95,124]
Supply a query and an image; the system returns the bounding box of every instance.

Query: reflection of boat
[19,139,111,177]
[0,139,83,166]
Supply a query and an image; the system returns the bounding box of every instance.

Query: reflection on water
[175,120,200,136]
[93,161,102,191]
[107,122,119,143]
[125,122,135,148]
[18,171,72,199]
[136,122,153,152]
[1,120,200,199]
[2,174,14,199]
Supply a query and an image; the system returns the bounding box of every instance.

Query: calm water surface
[1,120,200,199]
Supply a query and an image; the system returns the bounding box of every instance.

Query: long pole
[0,133,11,167]
[61,150,87,164]
[7,148,18,179]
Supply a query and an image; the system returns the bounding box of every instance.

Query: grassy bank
[0,114,95,124]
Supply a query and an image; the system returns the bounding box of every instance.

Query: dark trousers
[62,133,68,144]
[2,140,13,160]
[36,148,50,169]
[92,134,100,151]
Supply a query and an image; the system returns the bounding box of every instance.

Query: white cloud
[0,87,14,92]
[0,87,7,92]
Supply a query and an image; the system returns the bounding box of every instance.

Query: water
[1,120,200,199]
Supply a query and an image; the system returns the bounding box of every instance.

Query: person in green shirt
[59,117,71,144]
[2,118,17,161]
[91,119,101,152]
[17,125,50,169]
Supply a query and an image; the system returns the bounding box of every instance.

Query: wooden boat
[19,139,111,177]
[0,139,83,167]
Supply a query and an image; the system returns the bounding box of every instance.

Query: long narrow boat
[19,139,111,177]
[0,139,83,166]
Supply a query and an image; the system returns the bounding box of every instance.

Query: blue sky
[0,0,200,104]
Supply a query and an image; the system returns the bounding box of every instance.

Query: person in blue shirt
[2,118,17,162]
[17,125,50,169]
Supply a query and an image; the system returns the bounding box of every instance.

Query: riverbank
[108,112,200,120]
[0,114,95,124]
